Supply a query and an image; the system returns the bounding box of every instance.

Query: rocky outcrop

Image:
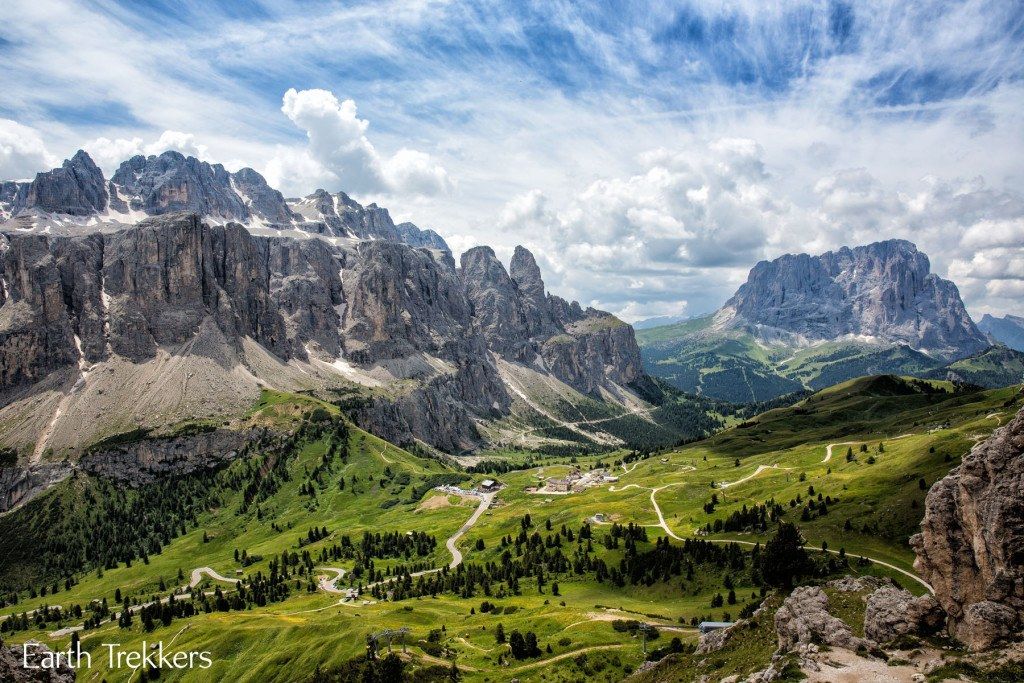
[911,404,1024,651]
[111,151,250,220]
[863,584,944,644]
[541,314,644,394]
[774,585,872,651]
[0,181,29,220]
[717,239,988,359]
[0,461,75,513]
[231,167,296,224]
[509,245,557,337]
[79,428,262,484]
[0,639,75,682]
[460,246,531,357]
[395,222,449,251]
[461,244,646,395]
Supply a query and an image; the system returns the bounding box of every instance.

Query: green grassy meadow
[0,378,1019,681]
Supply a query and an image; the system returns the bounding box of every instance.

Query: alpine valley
[1,150,1022,683]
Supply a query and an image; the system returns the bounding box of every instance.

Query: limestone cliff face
[79,429,266,485]
[540,314,644,394]
[911,401,1024,650]
[718,239,987,359]
[460,244,646,396]
[0,234,79,388]
[460,246,531,358]
[0,214,654,467]
[0,214,508,458]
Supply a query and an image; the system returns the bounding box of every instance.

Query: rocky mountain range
[638,240,1021,402]
[979,313,1024,352]
[0,208,657,465]
[0,149,681,511]
[0,149,449,250]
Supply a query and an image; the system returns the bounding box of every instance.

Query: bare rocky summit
[0,150,450,252]
[715,239,987,359]
[911,401,1024,650]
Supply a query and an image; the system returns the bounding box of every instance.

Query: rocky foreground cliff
[912,401,1024,651]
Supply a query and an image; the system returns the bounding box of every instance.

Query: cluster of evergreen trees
[360,515,750,602]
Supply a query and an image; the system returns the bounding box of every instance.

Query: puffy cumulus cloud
[0,119,58,179]
[489,141,1024,323]
[273,88,450,198]
[262,145,339,198]
[811,169,1024,316]
[490,139,787,321]
[497,189,559,234]
[382,148,452,197]
[151,130,208,159]
[84,136,145,173]
[84,130,210,175]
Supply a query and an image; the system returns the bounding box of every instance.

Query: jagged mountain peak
[0,150,449,253]
[717,239,987,359]
[978,313,1024,352]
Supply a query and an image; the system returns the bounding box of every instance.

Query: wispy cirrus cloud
[0,0,1021,318]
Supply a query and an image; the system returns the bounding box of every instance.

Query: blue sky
[1,0,1022,319]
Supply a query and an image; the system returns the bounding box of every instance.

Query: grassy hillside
[0,379,1018,681]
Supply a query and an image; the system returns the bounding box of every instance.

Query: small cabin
[478,479,501,492]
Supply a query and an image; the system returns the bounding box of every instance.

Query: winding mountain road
[719,463,792,488]
[445,492,495,568]
[189,567,240,588]
[318,490,497,602]
[645,480,934,594]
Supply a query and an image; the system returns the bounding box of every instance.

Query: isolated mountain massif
[0,150,671,510]
[639,240,1022,402]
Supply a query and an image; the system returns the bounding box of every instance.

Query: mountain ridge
[0,212,673,475]
[713,239,987,358]
[0,149,450,252]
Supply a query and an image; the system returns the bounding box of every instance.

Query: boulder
[955,601,1019,652]
[0,639,76,682]
[774,586,871,651]
[863,584,944,643]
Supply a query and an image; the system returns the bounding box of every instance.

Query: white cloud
[0,0,1021,319]
[274,88,450,198]
[0,119,57,180]
[484,139,788,320]
[383,148,451,196]
[84,130,211,176]
[149,131,208,159]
